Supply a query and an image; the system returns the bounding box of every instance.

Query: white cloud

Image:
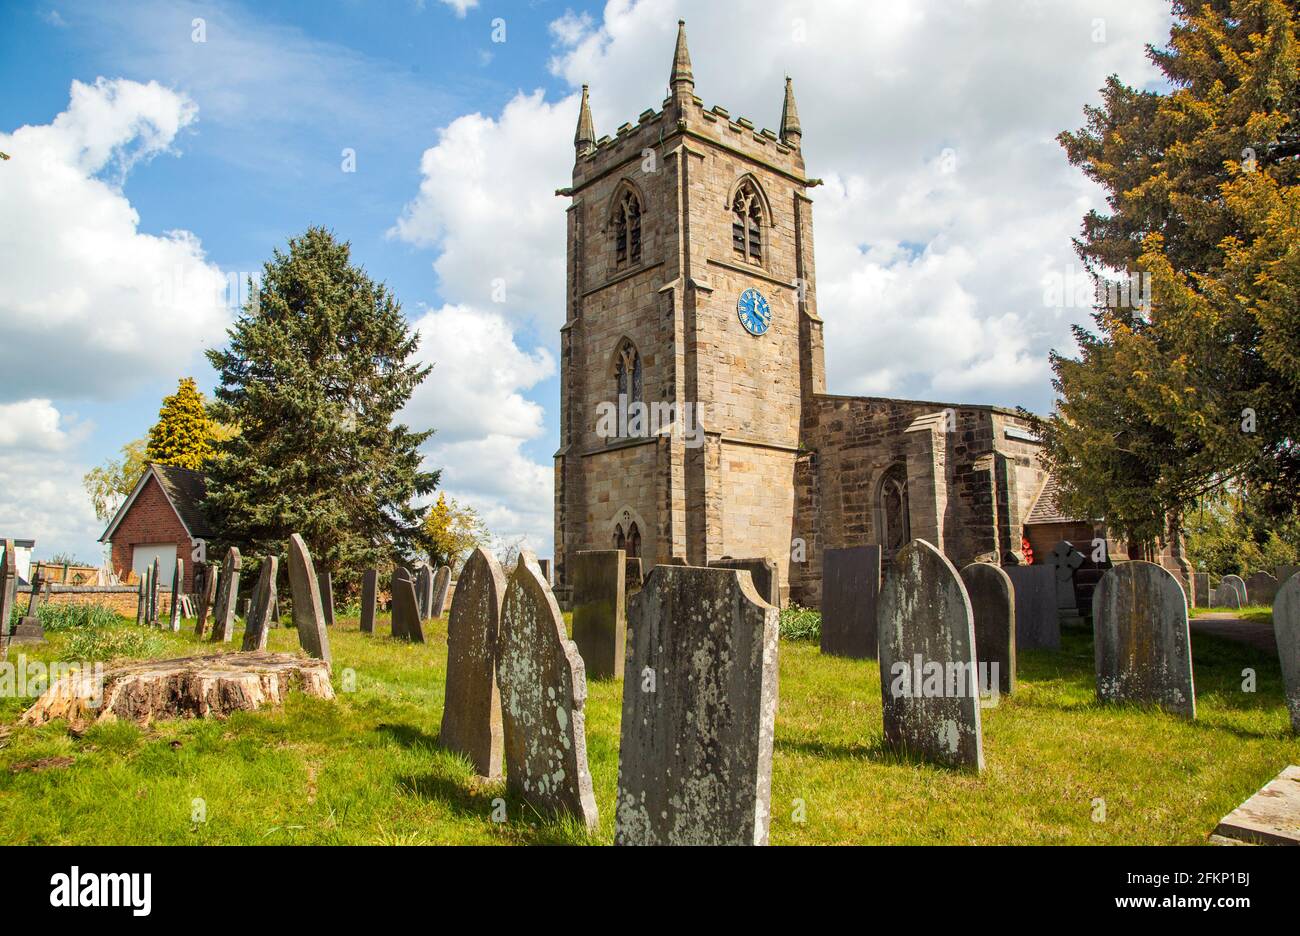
[0,399,89,452]
[439,0,478,18]
[0,77,229,403]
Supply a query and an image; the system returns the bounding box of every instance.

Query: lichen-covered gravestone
[570,549,627,679]
[960,563,1015,695]
[497,551,598,830]
[616,565,779,845]
[1003,564,1059,651]
[1274,571,1300,733]
[287,535,331,665]
[710,557,780,608]
[242,556,279,652]
[441,547,506,778]
[168,558,184,632]
[820,545,882,659]
[390,568,424,643]
[1214,574,1247,609]
[1246,571,1279,607]
[431,565,451,618]
[1092,560,1195,718]
[877,539,984,771]
[210,549,242,643]
[359,569,377,634]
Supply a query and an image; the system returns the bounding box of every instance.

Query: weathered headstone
[1246,571,1279,607]
[1274,571,1300,733]
[413,563,433,619]
[960,563,1016,695]
[1193,572,1211,608]
[820,545,882,658]
[390,567,423,642]
[15,569,46,643]
[441,547,506,778]
[497,551,598,830]
[135,567,148,628]
[570,549,626,679]
[195,563,218,637]
[538,558,552,584]
[1276,565,1298,590]
[1048,540,1085,621]
[710,557,780,609]
[149,558,162,626]
[431,565,451,618]
[1093,560,1195,718]
[209,549,242,642]
[0,540,17,657]
[1215,574,1247,609]
[287,535,331,664]
[359,569,377,634]
[317,571,335,626]
[616,565,779,845]
[878,539,984,771]
[168,558,184,631]
[624,556,643,595]
[1002,565,1058,651]
[241,556,279,652]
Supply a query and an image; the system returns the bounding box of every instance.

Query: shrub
[26,602,122,632]
[779,604,821,642]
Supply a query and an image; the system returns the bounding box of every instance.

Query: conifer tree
[204,227,438,584]
[145,377,216,470]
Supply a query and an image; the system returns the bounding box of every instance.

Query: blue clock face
[737,287,771,336]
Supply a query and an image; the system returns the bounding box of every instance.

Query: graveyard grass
[0,610,1296,845]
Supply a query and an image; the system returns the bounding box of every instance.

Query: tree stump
[22,652,335,729]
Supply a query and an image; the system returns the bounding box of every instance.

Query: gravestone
[359,569,377,634]
[1003,565,1058,651]
[661,556,686,566]
[14,569,47,643]
[538,558,552,584]
[317,571,335,626]
[570,549,627,679]
[1215,574,1247,608]
[1193,572,1211,608]
[431,565,451,618]
[242,556,279,652]
[1276,565,1298,590]
[878,539,984,771]
[149,558,162,626]
[413,563,433,619]
[710,557,780,609]
[441,547,506,778]
[497,551,598,830]
[1245,571,1279,607]
[168,558,184,631]
[960,563,1016,695]
[616,565,779,845]
[624,556,644,596]
[196,563,218,637]
[820,545,882,658]
[135,567,148,628]
[390,568,423,642]
[1093,560,1195,718]
[1274,571,1300,733]
[0,540,17,656]
[1048,540,1085,622]
[287,535,331,664]
[209,549,242,643]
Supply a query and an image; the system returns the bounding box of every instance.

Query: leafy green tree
[1185,487,1300,575]
[1033,1,1300,549]
[421,492,490,571]
[146,377,216,470]
[83,437,149,522]
[204,227,438,587]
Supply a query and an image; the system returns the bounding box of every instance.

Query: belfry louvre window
[613,190,642,266]
[732,184,763,262]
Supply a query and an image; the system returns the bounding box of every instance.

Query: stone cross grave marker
[497,552,598,830]
[359,569,377,634]
[616,565,779,845]
[1274,571,1300,733]
[821,545,882,659]
[570,549,626,679]
[288,535,331,664]
[242,555,279,652]
[878,539,984,771]
[441,547,506,778]
[209,548,242,642]
[431,565,451,618]
[1048,540,1085,616]
[960,563,1015,695]
[1093,560,1195,718]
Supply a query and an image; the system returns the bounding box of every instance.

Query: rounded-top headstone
[441,547,506,778]
[960,562,1016,695]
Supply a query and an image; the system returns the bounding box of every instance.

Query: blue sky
[0,0,1174,565]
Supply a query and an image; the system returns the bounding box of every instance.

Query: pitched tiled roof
[151,464,214,539]
[1025,473,1098,525]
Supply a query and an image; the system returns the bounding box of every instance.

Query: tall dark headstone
[1274,571,1300,733]
[1193,572,1211,608]
[390,567,424,642]
[878,539,984,771]
[570,549,627,679]
[149,558,161,626]
[359,569,377,634]
[195,563,218,637]
[960,563,1016,695]
[616,565,779,845]
[431,565,452,618]
[1245,571,1279,607]
[1003,564,1059,651]
[1093,560,1195,718]
[168,557,184,631]
[497,552,598,830]
[820,545,882,658]
[441,547,506,778]
[135,568,148,628]
[287,535,331,664]
[242,556,279,652]
[710,557,780,608]
[209,548,242,642]
[317,571,335,626]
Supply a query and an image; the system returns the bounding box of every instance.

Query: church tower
[554,20,826,596]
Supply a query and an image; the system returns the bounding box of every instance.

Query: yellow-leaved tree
[422,493,490,571]
[146,377,217,470]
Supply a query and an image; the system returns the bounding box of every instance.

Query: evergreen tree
[145,377,216,470]
[1034,1,1300,548]
[204,227,438,585]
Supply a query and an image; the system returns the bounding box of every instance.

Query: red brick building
[99,464,213,592]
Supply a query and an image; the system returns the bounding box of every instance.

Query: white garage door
[132,544,177,584]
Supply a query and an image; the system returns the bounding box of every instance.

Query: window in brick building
[627,522,641,558]
[731,181,764,263]
[611,188,642,268]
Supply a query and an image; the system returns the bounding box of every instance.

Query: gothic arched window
[731,181,764,263]
[615,339,642,410]
[879,463,911,555]
[627,522,641,559]
[614,524,626,550]
[612,188,642,267]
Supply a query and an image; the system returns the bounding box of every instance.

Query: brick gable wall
[107,474,197,591]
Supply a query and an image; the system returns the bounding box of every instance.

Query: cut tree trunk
[22,652,334,729]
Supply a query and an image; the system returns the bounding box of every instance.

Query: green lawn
[0,612,1295,844]
[1191,604,1275,627]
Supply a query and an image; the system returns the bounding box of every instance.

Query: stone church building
[552,22,1180,606]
